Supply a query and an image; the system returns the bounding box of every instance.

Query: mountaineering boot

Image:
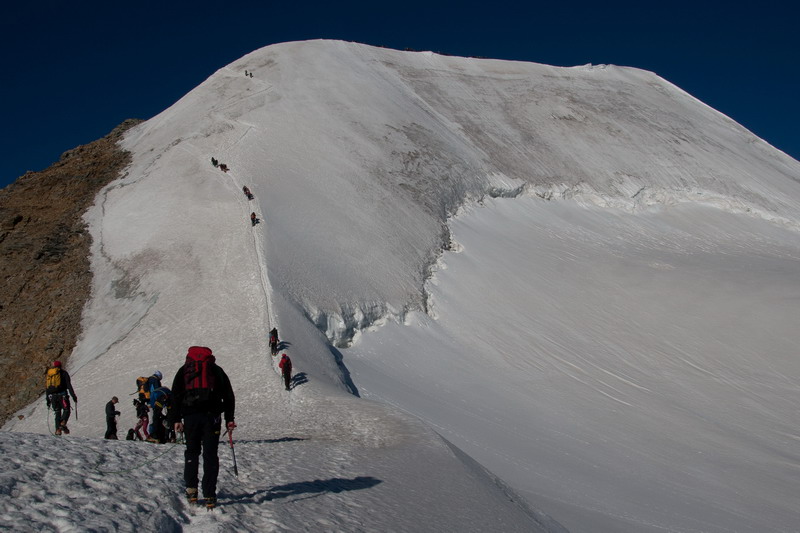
[186,488,198,504]
[60,424,70,435]
[54,428,62,436]
[205,496,217,510]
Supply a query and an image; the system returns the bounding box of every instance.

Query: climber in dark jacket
[45,360,78,435]
[169,346,236,507]
[105,397,120,439]
[279,353,292,391]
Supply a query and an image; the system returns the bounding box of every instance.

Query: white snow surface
[4,40,800,532]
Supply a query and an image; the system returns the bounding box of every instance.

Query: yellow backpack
[136,376,150,400]
[46,368,62,393]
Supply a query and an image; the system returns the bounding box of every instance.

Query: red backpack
[183,346,217,406]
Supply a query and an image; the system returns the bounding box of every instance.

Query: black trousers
[105,417,118,439]
[151,408,166,443]
[183,412,222,498]
[50,393,71,428]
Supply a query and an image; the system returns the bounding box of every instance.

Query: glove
[72,397,78,404]
[227,421,237,432]
[46,398,51,408]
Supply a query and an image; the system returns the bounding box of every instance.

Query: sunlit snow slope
[7,40,800,532]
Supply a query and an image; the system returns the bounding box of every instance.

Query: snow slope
[348,200,800,532]
[5,40,800,531]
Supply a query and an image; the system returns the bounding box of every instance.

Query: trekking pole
[228,430,239,477]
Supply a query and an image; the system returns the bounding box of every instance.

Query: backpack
[136,376,150,400]
[183,346,217,407]
[150,386,171,410]
[46,368,62,394]
[134,398,149,417]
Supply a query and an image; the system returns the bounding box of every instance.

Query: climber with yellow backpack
[137,371,170,443]
[45,361,77,436]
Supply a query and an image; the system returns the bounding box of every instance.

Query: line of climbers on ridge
[269,328,294,391]
[210,157,228,173]
[210,157,260,225]
[244,187,259,225]
[40,145,300,508]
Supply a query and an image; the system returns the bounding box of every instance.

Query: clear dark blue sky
[2,0,798,189]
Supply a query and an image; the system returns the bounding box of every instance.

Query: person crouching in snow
[279,354,292,391]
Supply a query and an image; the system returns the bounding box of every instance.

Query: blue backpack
[150,386,171,410]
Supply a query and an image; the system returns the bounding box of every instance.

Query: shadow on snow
[289,372,308,389]
[221,476,382,505]
[235,436,308,444]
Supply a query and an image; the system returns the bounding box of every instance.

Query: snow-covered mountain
[5,39,800,532]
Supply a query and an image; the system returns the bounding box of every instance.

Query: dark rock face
[0,119,141,424]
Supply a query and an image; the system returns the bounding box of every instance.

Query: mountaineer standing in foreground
[45,361,78,436]
[169,346,236,509]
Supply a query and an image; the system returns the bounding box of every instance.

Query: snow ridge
[111,40,800,352]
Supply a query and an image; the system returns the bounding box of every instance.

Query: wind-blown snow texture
[5,40,800,532]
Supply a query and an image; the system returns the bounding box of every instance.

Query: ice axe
[223,428,239,477]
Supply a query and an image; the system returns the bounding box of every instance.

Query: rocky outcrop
[0,119,141,424]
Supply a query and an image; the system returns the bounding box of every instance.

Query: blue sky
[1,1,798,189]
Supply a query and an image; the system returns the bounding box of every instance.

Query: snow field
[5,39,800,532]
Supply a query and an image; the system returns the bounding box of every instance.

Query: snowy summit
[4,40,800,532]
